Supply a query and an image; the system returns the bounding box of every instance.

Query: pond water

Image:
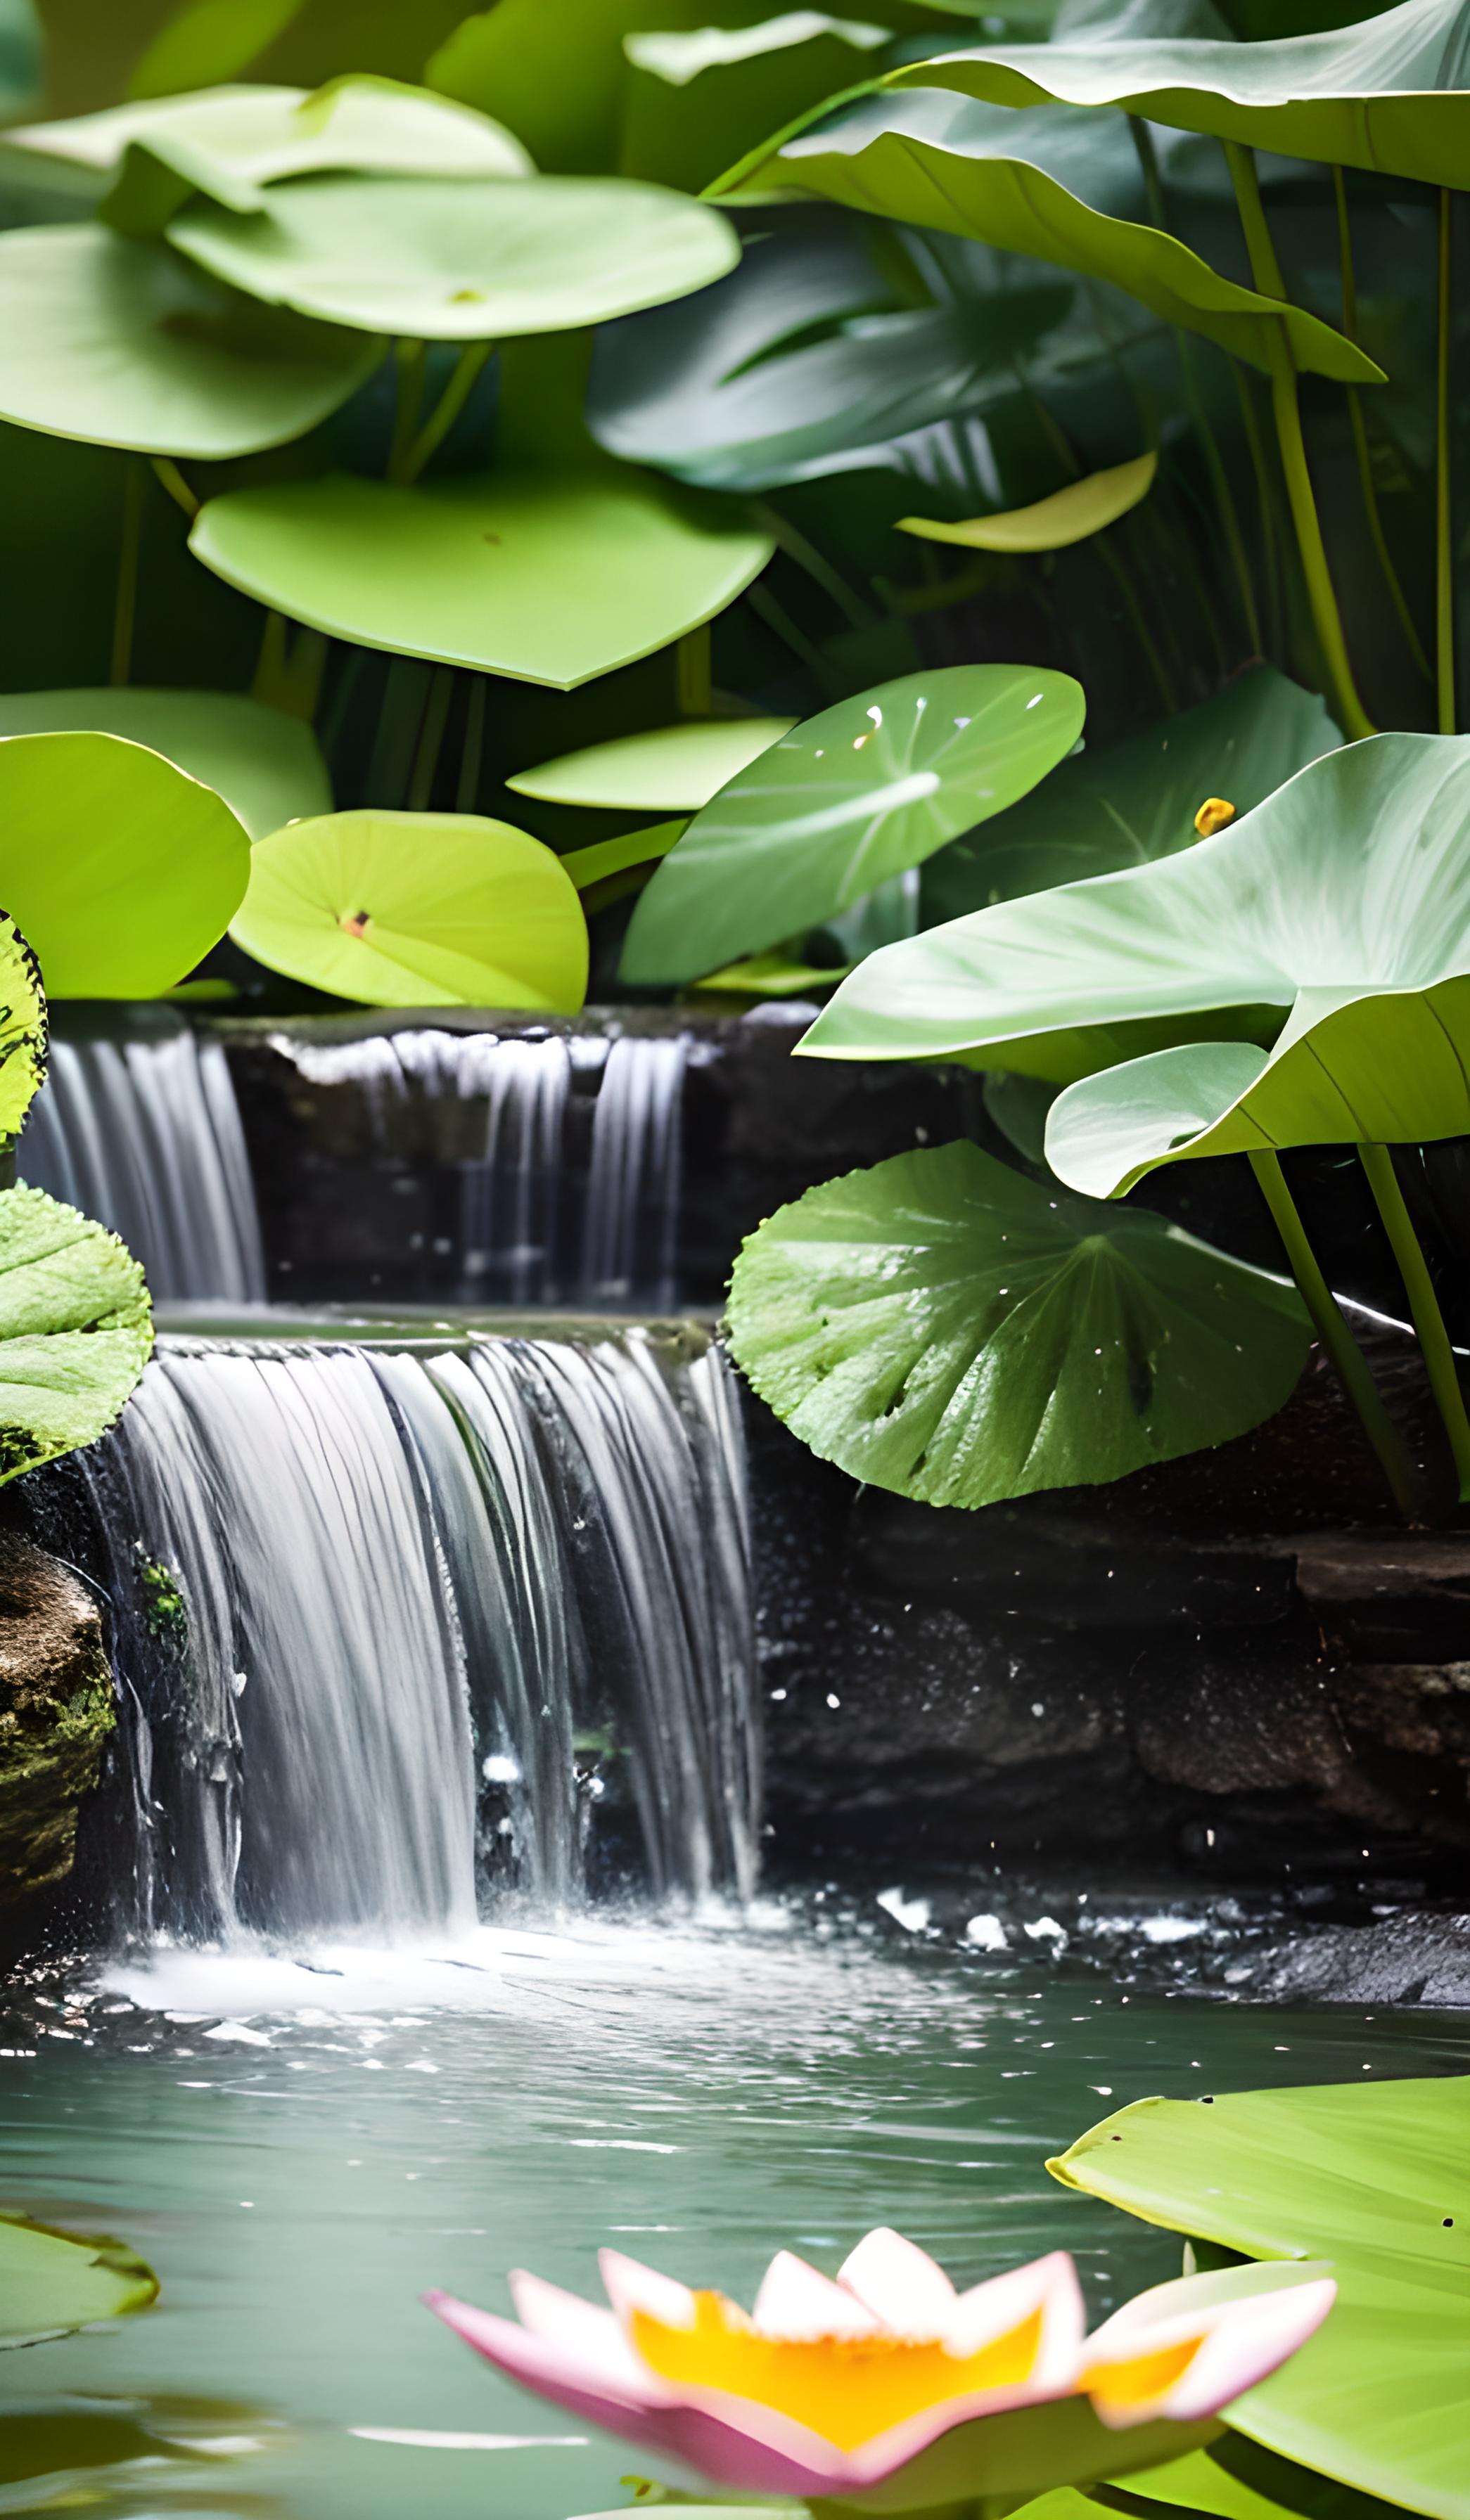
[1,1910,1466,2520]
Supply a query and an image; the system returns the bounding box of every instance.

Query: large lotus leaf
[805,730,1470,1088]
[0,1189,153,1488]
[426,0,954,174]
[0,2212,159,2348]
[0,689,331,840]
[0,911,46,1143]
[620,664,1085,985]
[508,718,795,811]
[189,470,773,686]
[726,1138,1310,1509]
[1050,2078,1470,2520]
[0,732,250,998]
[715,89,1381,385]
[167,172,739,339]
[1106,2434,1425,2520]
[591,236,1074,490]
[8,79,531,234]
[0,226,381,459]
[232,809,589,1009]
[923,666,1341,923]
[901,452,1157,553]
[620,15,893,193]
[886,0,1470,193]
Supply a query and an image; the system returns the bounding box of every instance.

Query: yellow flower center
[1086,2334,1203,2417]
[631,2292,1047,2450]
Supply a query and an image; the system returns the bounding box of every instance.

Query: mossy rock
[0,1532,113,1912]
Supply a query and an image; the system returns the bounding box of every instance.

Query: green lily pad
[0,689,331,840]
[923,666,1341,923]
[189,469,774,686]
[1,2211,160,2348]
[714,89,1383,386]
[0,1188,153,1489]
[1050,2076,1470,2520]
[0,731,250,998]
[0,911,46,1144]
[726,1138,1310,1508]
[900,453,1157,553]
[231,808,589,1008]
[167,172,739,338]
[10,78,532,233]
[620,664,1085,986]
[0,225,382,458]
[508,718,795,811]
[886,1,1470,193]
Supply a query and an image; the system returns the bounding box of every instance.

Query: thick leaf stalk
[1358,1140,1470,1503]
[1247,1149,1422,1520]
[1438,187,1456,735]
[1331,168,1429,684]
[1225,144,1372,742]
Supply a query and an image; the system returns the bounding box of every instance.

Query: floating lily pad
[715,89,1383,385]
[727,1139,1310,1509]
[0,911,46,1143]
[0,224,382,458]
[887,2,1470,193]
[0,2211,160,2348]
[0,731,250,998]
[1051,2076,1470,2520]
[168,172,739,338]
[620,664,1085,985]
[923,665,1341,922]
[900,453,1157,553]
[0,688,331,840]
[0,1189,153,1489]
[509,718,794,811]
[190,470,774,686]
[231,809,589,1008]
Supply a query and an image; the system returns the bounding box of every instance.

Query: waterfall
[19,1032,267,1305]
[79,1324,758,1942]
[269,1025,692,1306]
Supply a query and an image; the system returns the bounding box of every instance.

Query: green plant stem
[456,676,486,813]
[752,501,875,629]
[1097,536,1177,712]
[1248,1148,1422,1519]
[677,624,712,716]
[1176,330,1262,654]
[407,666,454,809]
[1359,1140,1470,1501]
[387,339,426,482]
[1332,169,1430,683]
[746,578,843,696]
[1437,187,1456,733]
[1229,359,1284,661]
[395,342,493,487]
[1226,141,1374,740]
[150,456,199,520]
[110,458,145,688]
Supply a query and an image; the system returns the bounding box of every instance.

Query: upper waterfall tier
[63,1317,758,1943]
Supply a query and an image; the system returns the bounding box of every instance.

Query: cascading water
[77,1323,758,1943]
[269,1024,692,1305]
[19,1031,267,1304]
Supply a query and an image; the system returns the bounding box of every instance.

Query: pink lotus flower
[426,2232,1334,2509]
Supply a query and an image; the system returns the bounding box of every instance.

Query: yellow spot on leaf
[1194,797,1236,837]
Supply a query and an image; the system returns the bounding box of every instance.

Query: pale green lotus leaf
[509,719,795,812]
[1,2211,160,2348]
[189,470,773,688]
[561,821,686,892]
[713,88,1383,385]
[621,664,1085,985]
[0,1190,153,1489]
[0,731,250,998]
[886,0,1470,192]
[1050,2076,1470,2520]
[727,1138,1310,1508]
[0,910,46,1143]
[923,664,1341,923]
[900,453,1157,553]
[692,951,851,995]
[167,172,739,338]
[806,733,1468,1099]
[232,809,589,1010]
[0,226,382,458]
[0,689,331,840]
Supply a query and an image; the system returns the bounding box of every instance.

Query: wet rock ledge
[0,1534,113,1935]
